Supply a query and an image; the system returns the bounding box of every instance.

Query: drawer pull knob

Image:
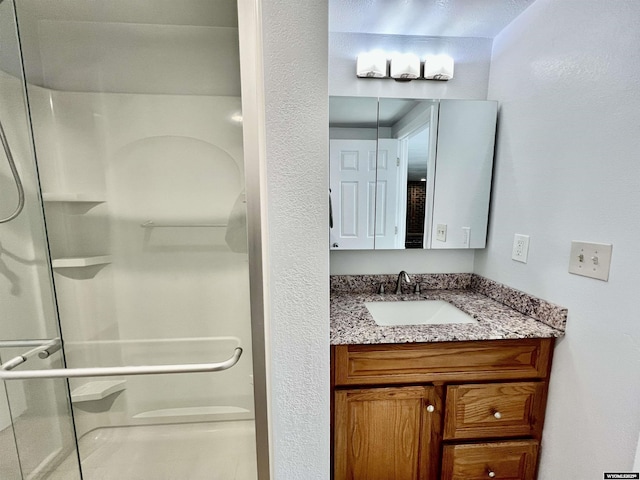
[426,404,435,413]
[493,411,502,419]
[488,471,496,478]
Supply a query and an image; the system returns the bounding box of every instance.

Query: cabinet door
[334,386,440,480]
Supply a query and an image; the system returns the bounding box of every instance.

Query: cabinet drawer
[441,440,539,480]
[333,339,552,386]
[444,382,545,440]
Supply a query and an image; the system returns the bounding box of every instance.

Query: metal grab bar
[38,340,62,359]
[0,339,59,348]
[0,347,242,380]
[1,338,61,371]
[141,220,227,228]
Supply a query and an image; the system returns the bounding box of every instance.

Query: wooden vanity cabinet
[331,338,554,480]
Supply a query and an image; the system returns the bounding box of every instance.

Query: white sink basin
[364,300,477,326]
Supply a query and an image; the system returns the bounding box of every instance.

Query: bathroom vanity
[330,274,566,480]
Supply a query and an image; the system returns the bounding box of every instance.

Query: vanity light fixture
[423,55,454,80]
[390,53,420,80]
[356,50,388,78]
[356,52,454,81]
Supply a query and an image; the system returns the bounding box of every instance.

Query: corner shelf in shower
[42,193,105,203]
[51,255,112,269]
[71,379,126,403]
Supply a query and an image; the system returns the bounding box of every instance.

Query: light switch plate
[462,227,471,248]
[568,241,613,281]
[512,234,530,263]
[436,224,447,242]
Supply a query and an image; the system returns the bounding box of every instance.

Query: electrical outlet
[462,227,471,248]
[436,224,447,242]
[512,234,530,263]
[568,241,612,281]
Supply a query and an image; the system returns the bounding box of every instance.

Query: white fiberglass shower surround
[0,1,268,479]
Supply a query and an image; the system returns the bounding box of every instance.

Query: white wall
[328,31,492,274]
[476,0,640,477]
[102,92,254,422]
[260,0,330,478]
[25,84,256,437]
[16,9,241,96]
[331,249,474,275]
[635,430,640,471]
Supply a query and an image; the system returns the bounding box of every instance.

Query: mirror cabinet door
[375,98,439,250]
[328,96,497,251]
[430,100,497,249]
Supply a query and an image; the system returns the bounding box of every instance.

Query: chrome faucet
[395,270,411,294]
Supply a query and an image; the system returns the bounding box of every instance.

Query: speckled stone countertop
[330,274,567,345]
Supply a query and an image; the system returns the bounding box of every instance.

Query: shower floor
[48,420,257,480]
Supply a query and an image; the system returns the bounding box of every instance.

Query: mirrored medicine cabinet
[329,96,497,251]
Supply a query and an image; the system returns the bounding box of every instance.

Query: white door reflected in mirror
[329,139,377,250]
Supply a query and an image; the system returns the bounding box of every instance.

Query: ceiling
[329,0,536,38]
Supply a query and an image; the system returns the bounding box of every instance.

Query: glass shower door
[0,0,82,478]
[1,1,262,479]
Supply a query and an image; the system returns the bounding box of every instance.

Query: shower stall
[0,0,267,478]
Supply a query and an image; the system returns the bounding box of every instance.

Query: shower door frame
[237,0,271,477]
[1,0,272,477]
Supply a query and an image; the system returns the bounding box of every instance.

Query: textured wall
[635,431,640,470]
[261,0,330,478]
[476,0,640,477]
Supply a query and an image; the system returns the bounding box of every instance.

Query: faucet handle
[414,283,421,294]
[378,283,385,294]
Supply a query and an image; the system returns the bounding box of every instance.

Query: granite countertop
[330,274,567,345]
